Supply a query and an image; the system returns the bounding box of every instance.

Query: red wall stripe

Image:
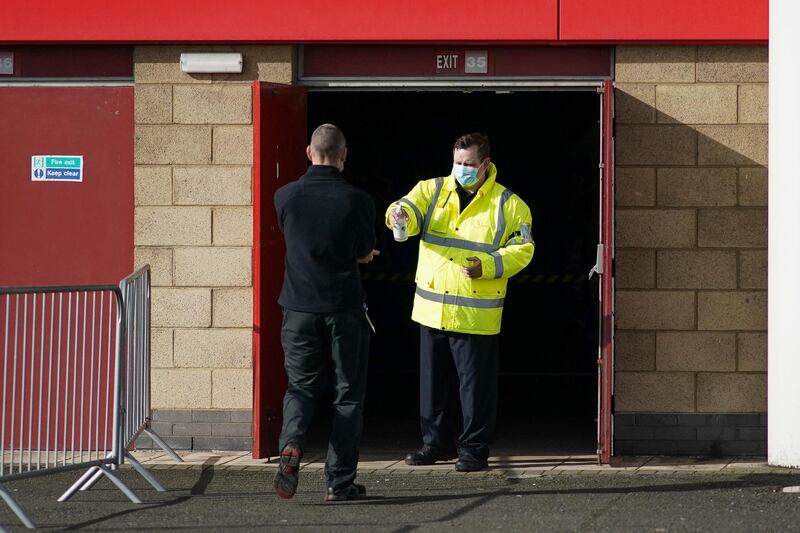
[560,0,767,42]
[0,1,557,43]
[0,1,766,43]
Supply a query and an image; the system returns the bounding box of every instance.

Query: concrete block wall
[133,45,294,448]
[136,410,252,451]
[614,45,768,455]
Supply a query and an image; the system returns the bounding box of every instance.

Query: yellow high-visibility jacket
[385,163,534,335]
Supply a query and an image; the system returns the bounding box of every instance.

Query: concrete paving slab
[489,458,566,469]
[642,457,733,471]
[169,452,238,466]
[358,452,409,462]
[557,464,603,472]
[725,457,770,469]
[609,456,651,468]
[360,460,404,470]
[390,462,453,471]
[129,450,166,460]
[552,457,600,470]
[411,463,460,472]
[223,454,266,467]
[498,468,554,477]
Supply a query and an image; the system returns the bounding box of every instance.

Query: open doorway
[299,89,602,457]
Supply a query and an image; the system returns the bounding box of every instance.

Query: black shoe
[455,454,488,472]
[273,443,302,499]
[405,445,458,465]
[324,482,367,502]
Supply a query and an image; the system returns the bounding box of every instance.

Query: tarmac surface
[2,453,800,532]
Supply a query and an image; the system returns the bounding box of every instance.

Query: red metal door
[597,79,615,464]
[0,87,134,286]
[252,82,308,458]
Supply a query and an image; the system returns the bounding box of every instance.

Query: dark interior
[303,90,600,456]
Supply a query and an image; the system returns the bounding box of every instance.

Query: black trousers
[278,308,370,490]
[419,325,499,460]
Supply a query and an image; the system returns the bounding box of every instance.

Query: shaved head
[310,124,346,160]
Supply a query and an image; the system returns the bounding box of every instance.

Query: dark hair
[310,123,346,159]
[453,132,490,161]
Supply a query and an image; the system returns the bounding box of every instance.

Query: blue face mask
[452,163,481,188]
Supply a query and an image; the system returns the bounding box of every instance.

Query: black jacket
[274,165,376,313]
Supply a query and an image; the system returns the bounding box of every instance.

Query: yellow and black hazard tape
[360,272,589,284]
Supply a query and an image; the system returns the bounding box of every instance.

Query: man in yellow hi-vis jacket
[386,132,534,471]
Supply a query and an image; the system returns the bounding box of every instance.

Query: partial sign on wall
[31,155,84,182]
[0,52,12,75]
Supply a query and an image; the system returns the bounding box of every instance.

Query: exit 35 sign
[436,50,489,74]
[301,46,612,78]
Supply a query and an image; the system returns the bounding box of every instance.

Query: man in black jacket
[272,124,378,503]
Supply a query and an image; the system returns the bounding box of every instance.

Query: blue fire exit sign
[31,155,83,182]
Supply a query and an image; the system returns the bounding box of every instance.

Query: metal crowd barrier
[0,266,181,529]
[62,267,182,503]
[120,267,182,464]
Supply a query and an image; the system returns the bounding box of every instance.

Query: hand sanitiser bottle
[392,204,409,242]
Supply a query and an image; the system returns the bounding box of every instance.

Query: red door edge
[251,82,308,459]
[252,80,263,459]
[598,79,615,464]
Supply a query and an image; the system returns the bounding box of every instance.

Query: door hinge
[588,244,604,280]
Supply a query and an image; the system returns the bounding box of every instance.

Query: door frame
[598,79,615,464]
[251,79,616,462]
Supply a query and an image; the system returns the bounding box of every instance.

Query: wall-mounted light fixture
[180,53,243,73]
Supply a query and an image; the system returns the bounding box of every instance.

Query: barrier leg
[143,428,183,463]
[79,467,105,491]
[59,464,142,504]
[0,482,35,529]
[59,467,100,502]
[93,465,142,504]
[124,452,166,492]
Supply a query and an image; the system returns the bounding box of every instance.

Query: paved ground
[3,453,800,531]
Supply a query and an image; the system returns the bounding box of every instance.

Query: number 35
[466,56,487,69]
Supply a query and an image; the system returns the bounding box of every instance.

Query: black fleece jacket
[273,165,376,313]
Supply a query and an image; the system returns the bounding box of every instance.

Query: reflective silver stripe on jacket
[415,286,505,309]
[487,188,514,278]
[421,177,444,236]
[493,188,514,248]
[422,234,496,253]
[399,197,424,226]
[490,251,504,278]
